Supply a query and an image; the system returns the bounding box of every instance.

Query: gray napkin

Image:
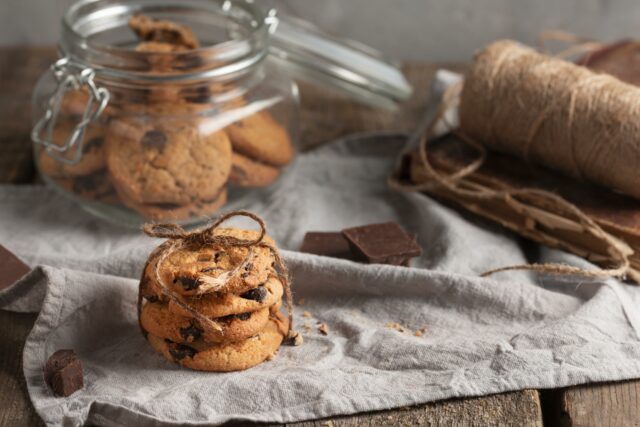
[3,129,640,426]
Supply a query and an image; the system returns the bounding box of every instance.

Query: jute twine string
[389,41,633,281]
[138,210,295,340]
[536,30,604,60]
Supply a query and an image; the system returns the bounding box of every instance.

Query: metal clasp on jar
[31,57,110,165]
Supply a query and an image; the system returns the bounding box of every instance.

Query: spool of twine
[389,40,634,282]
[459,40,640,200]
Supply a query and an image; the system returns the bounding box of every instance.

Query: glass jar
[32,0,411,226]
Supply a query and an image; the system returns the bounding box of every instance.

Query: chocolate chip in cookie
[141,129,168,151]
[240,285,268,302]
[182,85,210,104]
[71,173,107,194]
[179,323,203,342]
[235,312,252,321]
[168,342,198,361]
[84,137,104,152]
[174,275,200,291]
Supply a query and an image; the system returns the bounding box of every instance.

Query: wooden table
[0,46,638,427]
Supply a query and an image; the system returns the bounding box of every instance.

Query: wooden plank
[0,311,42,427]
[280,389,543,427]
[0,47,57,184]
[557,381,640,427]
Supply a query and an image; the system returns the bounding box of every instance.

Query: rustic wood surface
[0,46,636,427]
[560,381,640,427]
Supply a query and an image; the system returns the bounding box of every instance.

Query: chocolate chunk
[0,244,30,290]
[169,343,198,360]
[342,222,422,265]
[400,233,418,267]
[300,232,355,260]
[44,350,83,397]
[141,130,167,151]
[235,312,252,321]
[240,285,267,302]
[179,323,202,341]
[174,276,199,291]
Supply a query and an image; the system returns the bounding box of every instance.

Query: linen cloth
[3,75,640,426]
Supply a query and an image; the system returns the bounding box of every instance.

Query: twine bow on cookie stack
[138,210,297,372]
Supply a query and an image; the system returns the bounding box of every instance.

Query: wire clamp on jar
[31,57,110,165]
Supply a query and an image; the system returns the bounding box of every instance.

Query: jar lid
[58,0,411,110]
[267,12,413,110]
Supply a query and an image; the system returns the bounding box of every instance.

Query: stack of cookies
[36,14,294,222]
[138,223,291,371]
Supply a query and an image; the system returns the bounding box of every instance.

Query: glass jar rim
[60,0,270,83]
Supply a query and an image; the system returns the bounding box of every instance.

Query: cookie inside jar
[34,2,298,227]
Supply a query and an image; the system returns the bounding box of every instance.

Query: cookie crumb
[266,349,279,361]
[318,323,329,335]
[286,330,304,346]
[414,327,427,337]
[291,331,304,346]
[385,322,406,333]
[296,298,306,305]
[302,311,312,318]
[303,323,312,332]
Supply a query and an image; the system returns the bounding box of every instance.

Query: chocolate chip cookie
[140,302,273,344]
[229,152,280,187]
[147,228,277,296]
[142,274,284,318]
[145,312,289,371]
[37,122,106,178]
[129,14,199,49]
[226,111,294,167]
[53,171,118,203]
[105,118,232,206]
[134,40,190,77]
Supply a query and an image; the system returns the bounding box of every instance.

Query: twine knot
[138,210,295,342]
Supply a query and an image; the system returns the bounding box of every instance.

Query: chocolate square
[0,244,31,290]
[300,232,355,260]
[44,349,83,397]
[342,222,422,265]
[400,233,418,267]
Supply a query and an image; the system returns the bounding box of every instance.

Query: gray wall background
[1,0,638,61]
